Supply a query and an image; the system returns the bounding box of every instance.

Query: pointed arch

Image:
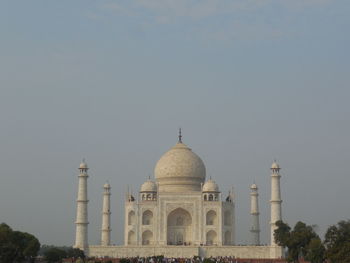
[224,211,231,226]
[206,230,217,245]
[128,210,136,225]
[128,230,136,245]
[206,210,217,225]
[142,210,153,225]
[142,230,153,245]
[167,208,192,245]
[224,231,231,245]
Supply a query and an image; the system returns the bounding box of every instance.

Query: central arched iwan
[167,208,192,245]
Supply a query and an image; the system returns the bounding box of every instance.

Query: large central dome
[155,139,206,192]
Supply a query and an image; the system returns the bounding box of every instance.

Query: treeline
[0,223,84,263]
[39,245,85,262]
[274,219,350,263]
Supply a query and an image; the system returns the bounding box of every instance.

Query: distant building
[74,131,284,258]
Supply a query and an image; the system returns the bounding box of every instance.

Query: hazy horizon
[0,0,349,246]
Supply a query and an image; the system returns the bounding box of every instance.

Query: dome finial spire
[178,128,182,143]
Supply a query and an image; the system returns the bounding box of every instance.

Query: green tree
[305,238,325,263]
[66,247,85,259]
[40,245,85,262]
[0,223,17,263]
[0,223,40,263]
[44,247,67,263]
[292,221,318,259]
[274,220,291,246]
[12,231,40,262]
[324,219,350,263]
[274,220,323,263]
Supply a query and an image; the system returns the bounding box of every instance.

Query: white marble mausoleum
[73,131,284,259]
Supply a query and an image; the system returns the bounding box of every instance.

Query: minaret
[101,183,111,246]
[250,183,260,245]
[74,161,89,252]
[270,161,282,246]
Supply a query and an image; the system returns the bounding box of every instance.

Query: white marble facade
[124,136,235,247]
[124,187,235,247]
[75,133,284,259]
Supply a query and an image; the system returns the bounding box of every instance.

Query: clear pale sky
[0,0,349,246]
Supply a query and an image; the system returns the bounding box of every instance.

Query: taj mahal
[73,131,284,259]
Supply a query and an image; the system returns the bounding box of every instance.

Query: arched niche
[224,211,231,226]
[167,208,192,245]
[142,230,153,245]
[142,210,153,225]
[128,210,136,225]
[206,230,217,245]
[128,230,136,245]
[206,210,217,225]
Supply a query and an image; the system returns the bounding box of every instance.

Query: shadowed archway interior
[167,208,192,245]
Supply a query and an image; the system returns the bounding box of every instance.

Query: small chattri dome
[104,183,111,188]
[140,180,157,192]
[271,161,280,169]
[79,161,88,169]
[250,183,258,189]
[202,179,219,192]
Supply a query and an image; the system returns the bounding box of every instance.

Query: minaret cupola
[271,161,280,173]
[79,160,89,174]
